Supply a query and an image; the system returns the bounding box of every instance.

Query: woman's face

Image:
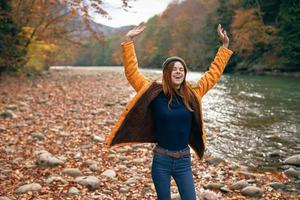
[171,61,185,89]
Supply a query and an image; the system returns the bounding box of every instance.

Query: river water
[145,68,300,172]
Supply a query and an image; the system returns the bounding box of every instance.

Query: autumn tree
[231,8,278,70]
[0,0,27,73]
[1,0,131,73]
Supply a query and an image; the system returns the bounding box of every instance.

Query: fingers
[217,24,228,37]
[134,22,145,30]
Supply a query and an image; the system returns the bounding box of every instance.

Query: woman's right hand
[125,22,146,41]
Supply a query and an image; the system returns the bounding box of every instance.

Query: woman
[104,22,233,200]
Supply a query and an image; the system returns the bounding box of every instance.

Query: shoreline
[0,67,299,199]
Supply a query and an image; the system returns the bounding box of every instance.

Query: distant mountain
[66,12,133,38]
[89,20,133,35]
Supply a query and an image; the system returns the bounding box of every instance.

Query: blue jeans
[151,146,197,200]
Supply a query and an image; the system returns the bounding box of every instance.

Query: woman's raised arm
[196,24,233,97]
[121,22,149,92]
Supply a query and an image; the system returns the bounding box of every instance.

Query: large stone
[89,164,100,172]
[0,110,17,119]
[84,159,98,167]
[267,182,286,190]
[75,176,100,190]
[15,183,42,194]
[101,169,116,178]
[91,135,104,143]
[6,104,18,110]
[32,132,45,141]
[46,176,67,184]
[241,186,263,198]
[206,157,226,166]
[283,155,300,167]
[204,182,224,190]
[0,126,6,132]
[220,187,231,193]
[231,180,249,190]
[198,191,219,200]
[284,168,300,179]
[36,152,63,167]
[119,187,129,193]
[62,168,82,177]
[0,197,11,200]
[68,187,80,195]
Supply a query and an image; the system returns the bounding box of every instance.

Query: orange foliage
[231,8,277,58]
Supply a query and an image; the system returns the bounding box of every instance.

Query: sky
[92,0,175,28]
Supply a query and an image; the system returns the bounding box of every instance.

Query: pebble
[5,104,18,110]
[267,151,283,158]
[68,187,80,195]
[119,187,129,193]
[198,191,219,200]
[231,180,249,190]
[37,99,47,104]
[62,168,82,177]
[15,183,42,194]
[0,110,17,119]
[32,132,45,141]
[267,182,286,190]
[220,187,231,193]
[132,157,147,164]
[89,163,100,172]
[283,168,300,179]
[46,176,67,184]
[75,176,100,190]
[0,126,6,132]
[36,151,63,167]
[283,155,300,167]
[57,131,70,137]
[84,159,98,167]
[171,193,181,200]
[241,186,263,198]
[228,163,239,170]
[101,169,116,178]
[91,135,104,143]
[0,197,11,200]
[125,177,137,185]
[204,182,224,190]
[206,157,225,166]
[74,152,81,160]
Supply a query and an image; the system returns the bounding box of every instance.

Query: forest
[1,0,299,75]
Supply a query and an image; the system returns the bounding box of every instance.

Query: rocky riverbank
[0,67,299,199]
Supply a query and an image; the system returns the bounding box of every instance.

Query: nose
[175,69,181,73]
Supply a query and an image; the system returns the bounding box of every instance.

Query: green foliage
[73,35,122,66]
[0,0,27,74]
[277,0,300,71]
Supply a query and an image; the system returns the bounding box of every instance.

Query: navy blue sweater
[150,91,193,151]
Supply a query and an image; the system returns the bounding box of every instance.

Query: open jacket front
[104,41,233,160]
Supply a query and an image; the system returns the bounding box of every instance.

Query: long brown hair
[162,61,194,112]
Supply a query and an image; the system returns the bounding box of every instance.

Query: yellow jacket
[104,40,233,160]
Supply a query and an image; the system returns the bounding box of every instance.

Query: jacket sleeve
[196,46,233,97]
[121,40,148,92]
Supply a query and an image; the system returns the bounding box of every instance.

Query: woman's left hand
[217,24,229,48]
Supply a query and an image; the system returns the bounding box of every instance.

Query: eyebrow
[173,66,184,70]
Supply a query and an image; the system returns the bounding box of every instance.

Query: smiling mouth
[174,76,183,80]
